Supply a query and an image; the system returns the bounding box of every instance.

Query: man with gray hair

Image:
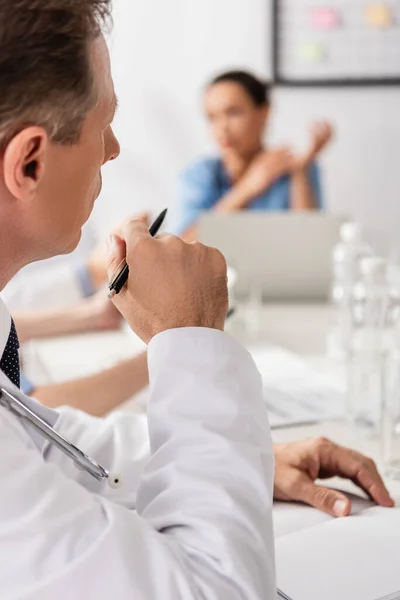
[0,2,276,598]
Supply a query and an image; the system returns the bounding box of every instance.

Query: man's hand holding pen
[107,218,229,344]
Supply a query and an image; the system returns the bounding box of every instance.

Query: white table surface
[22,303,400,496]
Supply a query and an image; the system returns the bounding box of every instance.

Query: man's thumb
[107,235,127,281]
[299,484,351,518]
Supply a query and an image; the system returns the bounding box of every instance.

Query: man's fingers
[352,458,395,508]
[326,445,394,508]
[106,235,127,282]
[297,483,351,518]
[106,218,151,281]
[120,218,151,246]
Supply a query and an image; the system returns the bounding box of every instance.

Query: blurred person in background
[5,214,151,408]
[172,70,333,240]
[13,291,149,416]
[21,349,149,417]
[14,288,122,342]
[3,212,149,311]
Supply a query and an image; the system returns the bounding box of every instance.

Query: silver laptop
[198,213,345,302]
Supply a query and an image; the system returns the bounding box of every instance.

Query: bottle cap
[340,222,362,243]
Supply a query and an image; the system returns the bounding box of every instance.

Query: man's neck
[0,230,26,292]
[0,261,19,292]
[0,191,34,290]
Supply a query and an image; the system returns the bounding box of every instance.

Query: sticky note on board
[311,7,341,30]
[299,41,327,62]
[365,3,393,27]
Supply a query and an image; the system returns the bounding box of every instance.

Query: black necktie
[0,319,20,388]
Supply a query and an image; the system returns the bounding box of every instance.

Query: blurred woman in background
[172,70,333,240]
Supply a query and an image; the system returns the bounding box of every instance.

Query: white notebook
[275,499,400,600]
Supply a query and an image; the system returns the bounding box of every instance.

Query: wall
[94,0,400,254]
[272,86,400,254]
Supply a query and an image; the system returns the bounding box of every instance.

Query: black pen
[108,208,168,298]
[227,307,236,320]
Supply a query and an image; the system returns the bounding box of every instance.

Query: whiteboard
[273,0,400,85]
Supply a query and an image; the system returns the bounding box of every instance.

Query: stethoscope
[0,386,122,489]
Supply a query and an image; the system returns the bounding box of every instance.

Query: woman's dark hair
[209,71,271,106]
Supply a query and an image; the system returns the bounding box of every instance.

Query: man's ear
[3,126,48,201]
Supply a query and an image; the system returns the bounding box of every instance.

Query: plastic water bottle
[327,222,373,360]
[347,257,391,435]
[381,274,400,478]
[382,346,400,480]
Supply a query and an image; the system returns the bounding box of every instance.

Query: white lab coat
[0,296,276,599]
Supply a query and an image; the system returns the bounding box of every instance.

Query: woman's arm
[32,352,148,416]
[290,167,318,210]
[182,185,255,241]
[181,149,295,241]
[290,121,333,211]
[14,291,122,343]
